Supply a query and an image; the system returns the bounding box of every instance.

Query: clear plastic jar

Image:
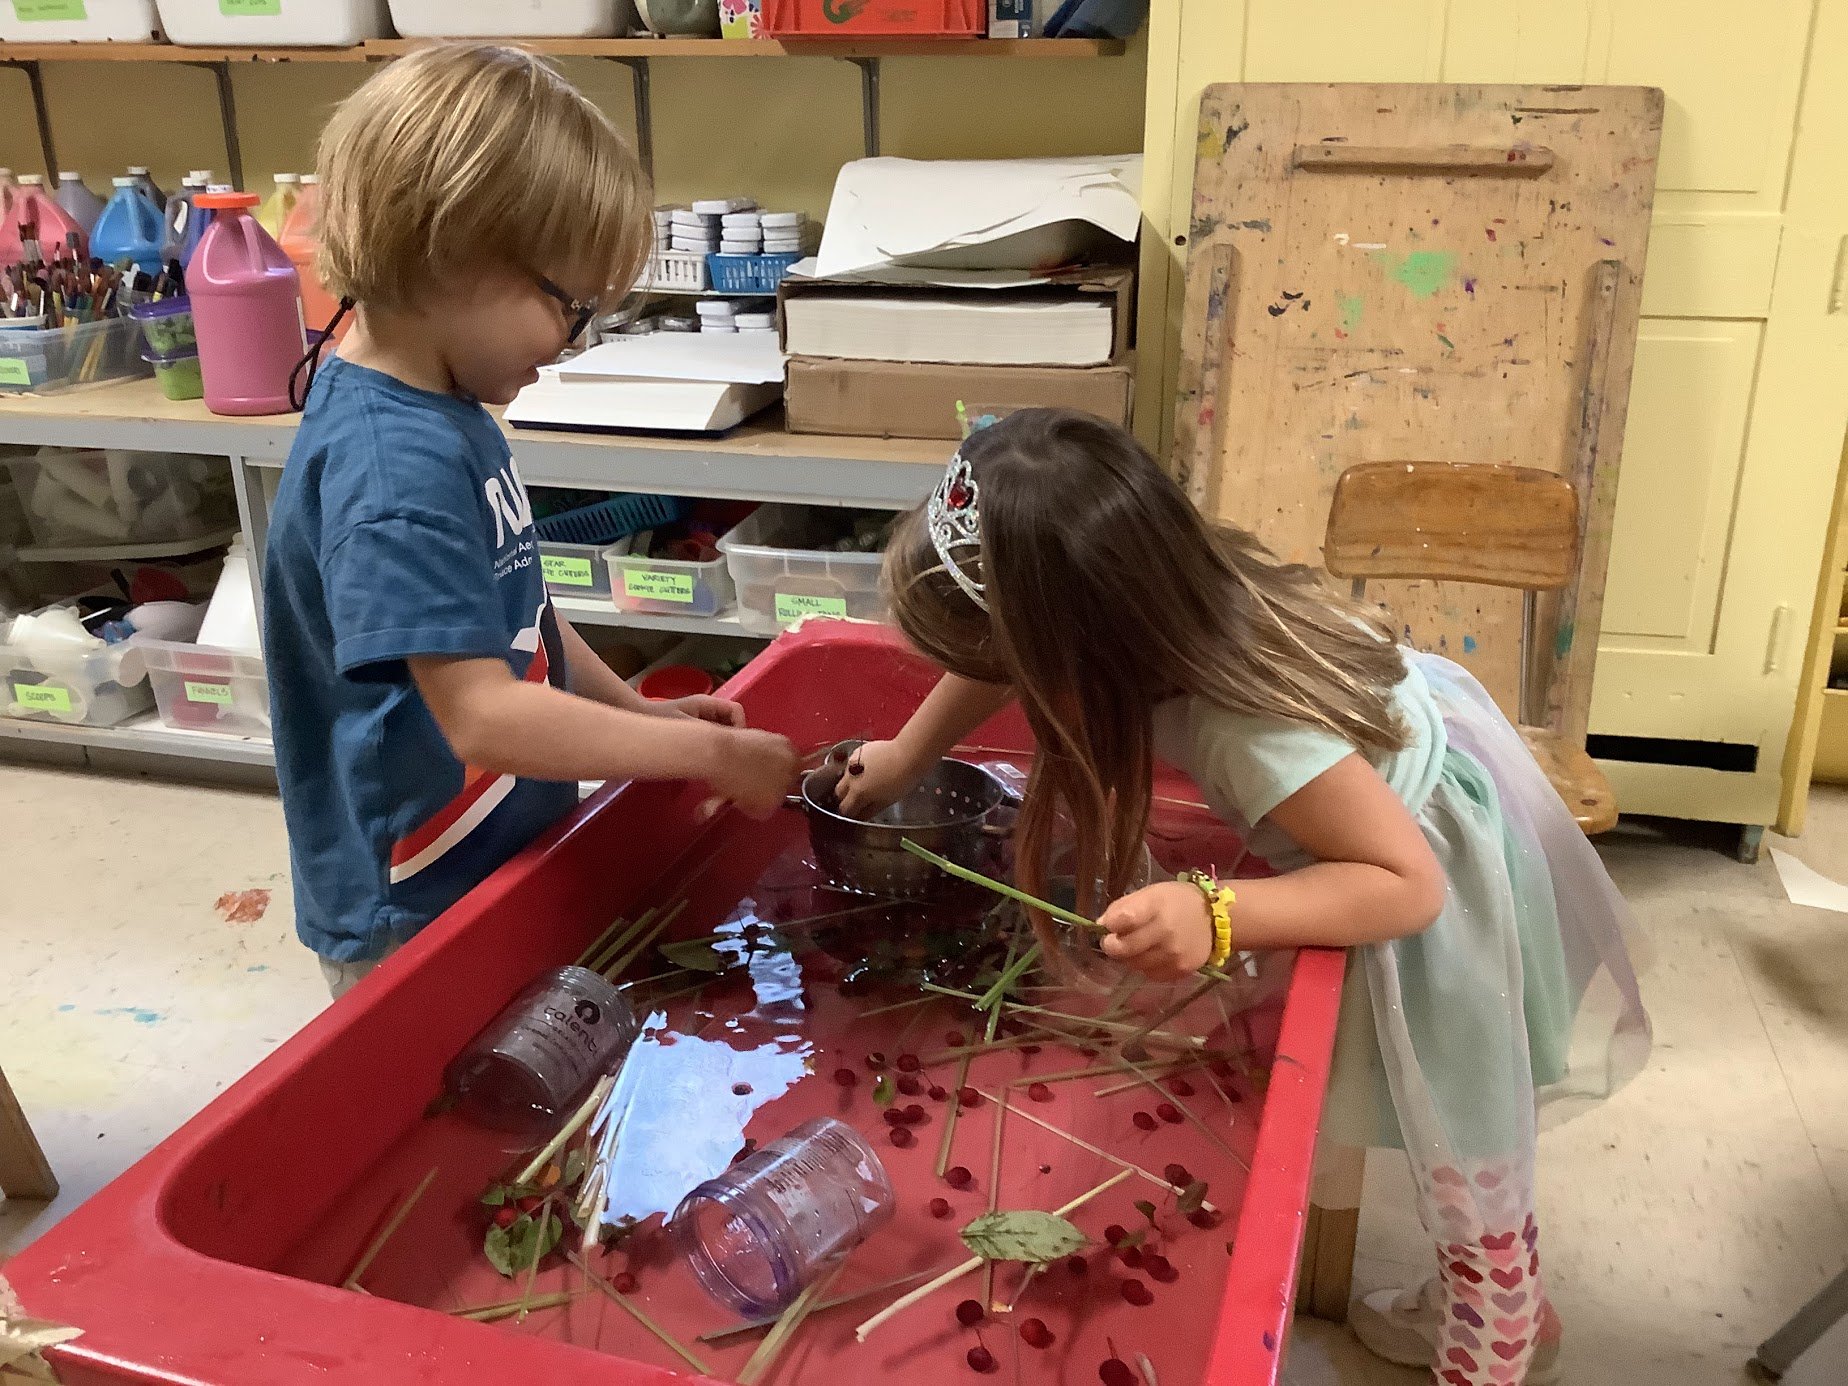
[673,1117,896,1314]
[444,965,640,1133]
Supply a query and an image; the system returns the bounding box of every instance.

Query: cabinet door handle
[1766,602,1793,675]
[1831,235,1848,315]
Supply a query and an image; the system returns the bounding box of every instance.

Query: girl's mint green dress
[1153,651,1651,1264]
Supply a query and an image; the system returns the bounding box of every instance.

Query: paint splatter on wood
[216,888,272,925]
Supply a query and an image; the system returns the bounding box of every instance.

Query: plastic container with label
[0,602,153,728]
[129,295,197,354]
[3,448,232,549]
[0,0,161,42]
[0,317,151,394]
[189,190,304,417]
[153,0,390,45]
[138,637,270,737]
[763,0,980,36]
[717,504,887,636]
[539,540,617,601]
[607,544,735,618]
[444,966,641,1134]
[386,0,633,37]
[91,177,166,276]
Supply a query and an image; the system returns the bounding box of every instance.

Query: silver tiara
[926,451,986,611]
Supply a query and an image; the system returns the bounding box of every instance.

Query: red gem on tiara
[947,480,970,509]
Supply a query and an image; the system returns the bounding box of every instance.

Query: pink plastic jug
[190,191,305,417]
[0,176,87,265]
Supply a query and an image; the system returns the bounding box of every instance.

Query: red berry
[1132,1111,1157,1131]
[1155,1102,1182,1124]
[1020,1044,1042,1057]
[517,1195,542,1215]
[903,1103,927,1125]
[1187,1208,1223,1230]
[883,1108,906,1126]
[732,1082,753,1096]
[1104,1223,1128,1246]
[967,1345,997,1374]
[957,1086,982,1107]
[1118,1246,1143,1269]
[1027,1082,1053,1103]
[1163,1163,1192,1187]
[1020,1317,1054,1349]
[1100,1359,1137,1386]
[897,1053,921,1072]
[928,1084,949,1101]
[945,1165,974,1189]
[833,1067,858,1087]
[1066,1255,1089,1276]
[928,1196,953,1219]
[1145,1254,1178,1283]
[897,1074,924,1096]
[1167,1077,1195,1097]
[1120,1279,1153,1306]
[612,1271,638,1294]
[865,1052,887,1070]
[956,1298,985,1327]
[493,1207,518,1229]
[889,1126,915,1148]
[945,1031,967,1048]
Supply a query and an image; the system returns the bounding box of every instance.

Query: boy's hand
[654,694,746,728]
[833,739,934,819]
[1099,882,1212,982]
[705,728,801,820]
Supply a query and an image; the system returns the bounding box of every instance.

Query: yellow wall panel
[1441,0,1593,82]
[1243,0,1443,81]
[1636,214,1781,318]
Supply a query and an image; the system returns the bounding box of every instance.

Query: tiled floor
[3,762,1847,1384]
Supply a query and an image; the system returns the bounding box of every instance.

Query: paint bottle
[256,173,299,237]
[125,164,164,209]
[445,965,642,1134]
[0,175,86,264]
[189,190,304,416]
[674,1117,896,1314]
[279,173,346,338]
[92,177,166,275]
[54,172,105,235]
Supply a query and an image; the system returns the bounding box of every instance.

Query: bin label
[775,592,847,623]
[185,680,234,707]
[15,683,72,714]
[12,1,88,20]
[218,0,281,14]
[542,554,596,588]
[0,359,30,385]
[623,569,695,604]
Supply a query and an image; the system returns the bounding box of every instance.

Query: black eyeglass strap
[288,297,354,413]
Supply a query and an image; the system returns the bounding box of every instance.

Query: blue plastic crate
[534,493,689,547]
[706,252,803,296]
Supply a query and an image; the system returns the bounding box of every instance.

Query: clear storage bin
[153,0,389,45]
[387,0,633,37]
[3,449,235,552]
[717,504,888,636]
[0,0,160,41]
[541,540,617,602]
[0,317,151,394]
[138,638,270,738]
[607,545,735,619]
[0,604,152,728]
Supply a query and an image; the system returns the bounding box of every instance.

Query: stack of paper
[506,333,784,435]
[784,292,1114,366]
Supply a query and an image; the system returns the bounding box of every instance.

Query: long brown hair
[885,409,1407,939]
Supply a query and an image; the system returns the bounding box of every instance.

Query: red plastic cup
[638,664,715,701]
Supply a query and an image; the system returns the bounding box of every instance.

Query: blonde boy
[263,46,797,997]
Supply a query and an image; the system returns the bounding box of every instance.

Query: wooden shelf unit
[0,37,1123,63]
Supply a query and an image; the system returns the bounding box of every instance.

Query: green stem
[899,838,1101,931]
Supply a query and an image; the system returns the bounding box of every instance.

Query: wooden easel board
[1173,83,1662,731]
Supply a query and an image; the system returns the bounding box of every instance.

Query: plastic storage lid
[195,190,259,210]
[140,342,200,366]
[298,173,320,185]
[188,169,215,183]
[57,170,80,181]
[128,296,193,320]
[273,172,300,184]
[16,173,42,186]
[111,176,138,187]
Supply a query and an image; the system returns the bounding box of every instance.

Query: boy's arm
[556,615,746,727]
[408,655,795,817]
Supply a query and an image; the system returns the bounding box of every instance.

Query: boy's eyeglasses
[537,276,597,344]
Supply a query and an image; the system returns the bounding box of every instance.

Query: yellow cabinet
[1139,0,1848,829]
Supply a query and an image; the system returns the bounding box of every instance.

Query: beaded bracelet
[1179,869,1236,969]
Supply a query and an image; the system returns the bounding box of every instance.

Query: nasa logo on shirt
[483,462,534,550]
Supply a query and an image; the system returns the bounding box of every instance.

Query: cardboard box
[785,353,1135,439]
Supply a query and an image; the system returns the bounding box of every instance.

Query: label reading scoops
[219,0,283,15]
[542,554,596,588]
[623,569,695,604]
[774,593,847,623]
[12,0,88,20]
[16,683,73,714]
[0,359,32,385]
[185,681,234,707]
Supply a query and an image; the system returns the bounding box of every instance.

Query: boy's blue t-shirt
[263,356,578,963]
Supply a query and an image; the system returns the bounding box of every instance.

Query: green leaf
[484,1221,517,1276]
[481,1185,508,1208]
[660,938,729,973]
[1177,1180,1209,1216]
[872,1074,896,1108]
[562,1149,587,1186]
[960,1210,1090,1265]
[484,1210,565,1277]
[1132,1199,1157,1225]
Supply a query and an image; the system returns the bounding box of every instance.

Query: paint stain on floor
[215,888,271,925]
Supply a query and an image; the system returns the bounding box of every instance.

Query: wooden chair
[1323,459,1618,835]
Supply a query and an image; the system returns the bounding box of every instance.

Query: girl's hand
[1099,882,1213,982]
[833,739,933,819]
[654,694,747,728]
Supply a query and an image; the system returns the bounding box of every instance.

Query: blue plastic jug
[164,179,213,269]
[92,177,166,276]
